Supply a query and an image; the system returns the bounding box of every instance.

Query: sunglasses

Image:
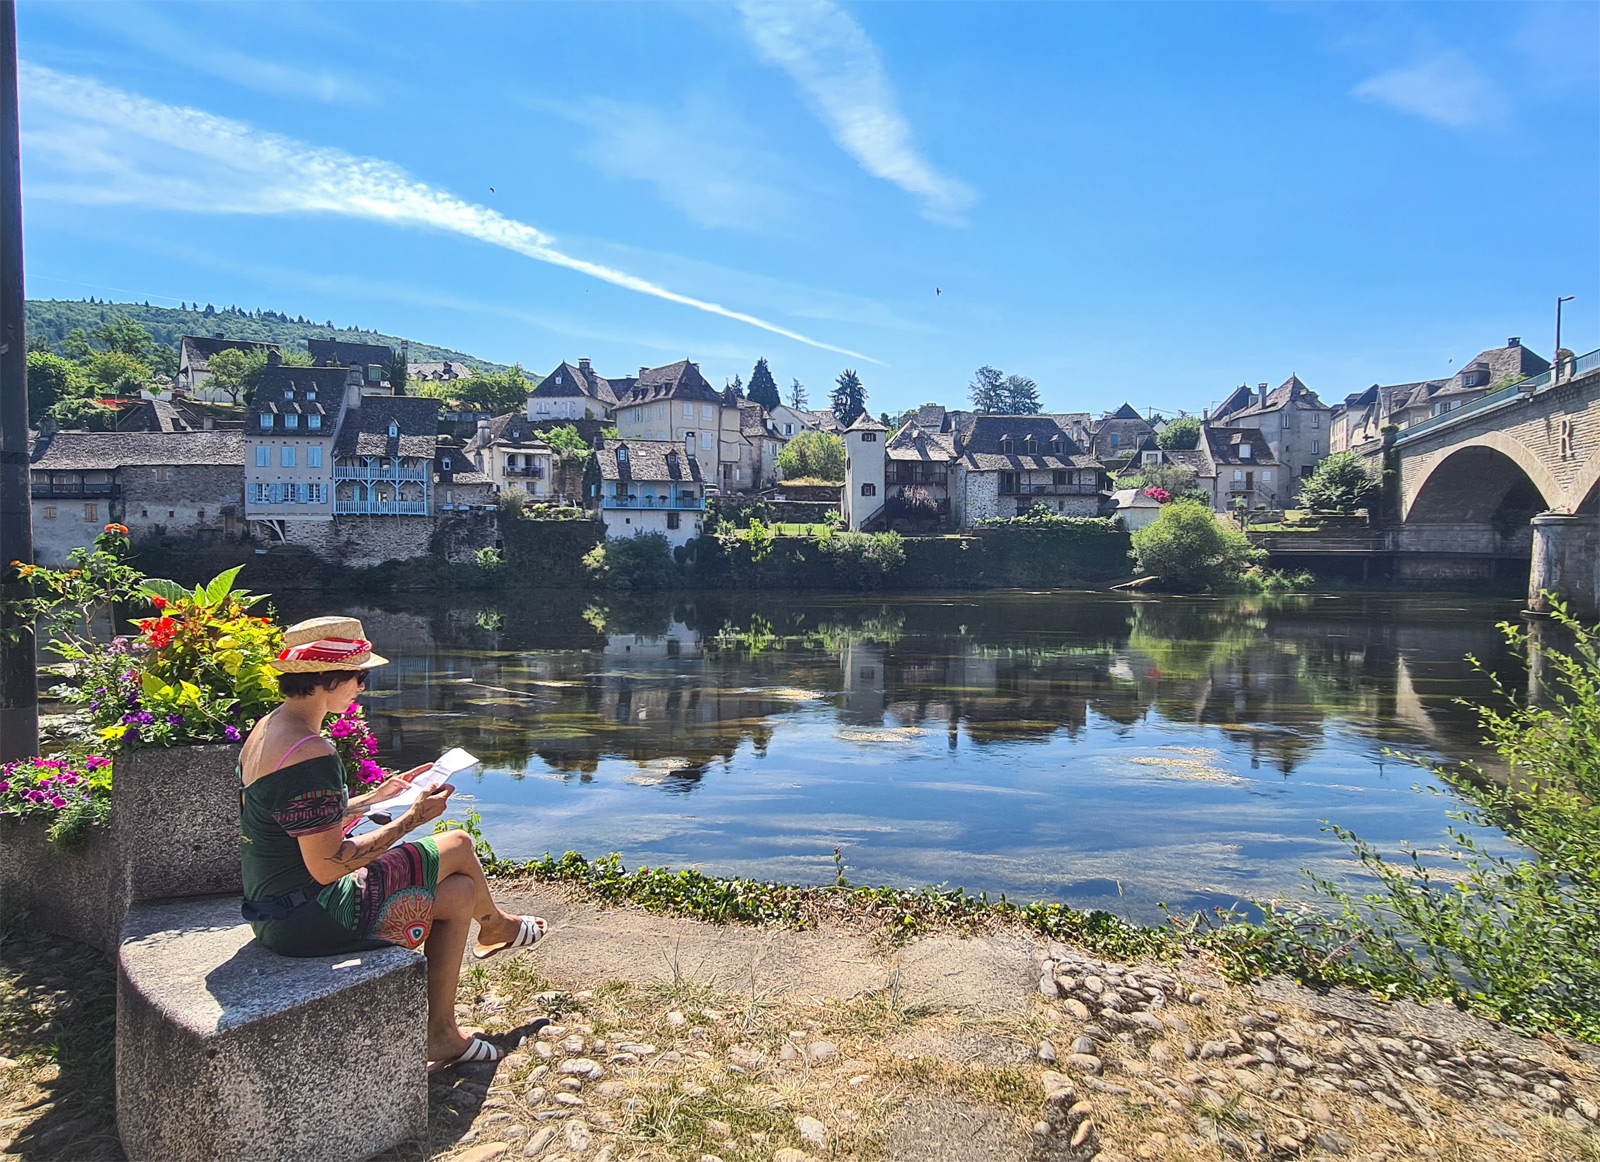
[354,671,369,690]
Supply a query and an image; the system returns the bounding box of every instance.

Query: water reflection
[278,590,1528,921]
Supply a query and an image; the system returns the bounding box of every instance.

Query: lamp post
[1556,295,1575,384]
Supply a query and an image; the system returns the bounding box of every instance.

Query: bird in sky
[935,287,941,296]
[489,187,496,193]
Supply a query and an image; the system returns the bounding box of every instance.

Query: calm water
[285,590,1533,922]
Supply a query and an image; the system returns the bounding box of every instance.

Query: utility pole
[1556,295,1575,384]
[0,0,37,760]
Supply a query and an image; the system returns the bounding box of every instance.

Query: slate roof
[408,360,473,383]
[438,468,492,486]
[738,401,782,439]
[31,430,244,471]
[846,413,887,432]
[117,399,205,433]
[597,439,704,485]
[1105,402,1143,421]
[1163,449,1210,477]
[911,403,947,429]
[802,409,842,433]
[1203,425,1279,467]
[886,422,957,462]
[1108,488,1163,510]
[179,335,278,366]
[249,365,350,428]
[953,415,1100,471]
[308,338,394,367]
[467,412,552,452]
[614,360,720,407]
[1216,376,1328,420]
[531,361,622,407]
[335,397,441,460]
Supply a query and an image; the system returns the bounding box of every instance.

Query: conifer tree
[747,357,781,410]
[788,377,808,410]
[830,369,867,426]
[969,365,1006,413]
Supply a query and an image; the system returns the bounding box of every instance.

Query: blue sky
[17,1,1599,417]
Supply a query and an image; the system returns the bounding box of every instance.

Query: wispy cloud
[736,0,976,225]
[60,2,375,105]
[19,63,876,362]
[1351,52,1504,129]
[545,96,794,231]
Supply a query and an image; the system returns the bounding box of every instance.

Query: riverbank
[6,883,1596,1162]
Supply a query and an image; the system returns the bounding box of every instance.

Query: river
[285,590,1531,923]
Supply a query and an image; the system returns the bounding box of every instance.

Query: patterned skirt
[318,836,441,950]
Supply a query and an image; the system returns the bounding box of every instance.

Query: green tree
[94,317,155,361]
[48,397,120,430]
[26,351,89,422]
[747,357,780,410]
[149,344,179,379]
[386,351,409,395]
[1157,416,1201,450]
[727,373,744,399]
[418,365,531,412]
[82,351,150,397]
[1001,374,1041,414]
[1130,499,1265,590]
[830,369,867,426]
[543,424,593,499]
[969,365,1006,413]
[776,429,846,482]
[1116,463,1198,495]
[59,328,96,361]
[787,377,808,410]
[1297,451,1380,514]
[203,348,263,405]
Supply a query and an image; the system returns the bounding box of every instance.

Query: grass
[769,523,833,537]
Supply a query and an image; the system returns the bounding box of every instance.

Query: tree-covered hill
[25,298,515,374]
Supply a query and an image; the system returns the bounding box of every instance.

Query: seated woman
[240,615,546,1070]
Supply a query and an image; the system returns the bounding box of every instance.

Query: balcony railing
[1395,345,1600,444]
[886,469,948,486]
[601,495,705,510]
[504,467,545,478]
[1000,482,1099,497]
[335,500,428,516]
[333,466,429,482]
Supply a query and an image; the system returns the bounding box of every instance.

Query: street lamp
[1556,295,1576,384]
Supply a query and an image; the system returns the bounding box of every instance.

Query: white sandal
[472,915,548,961]
[428,1036,504,1073]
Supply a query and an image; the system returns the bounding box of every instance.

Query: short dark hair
[277,670,361,698]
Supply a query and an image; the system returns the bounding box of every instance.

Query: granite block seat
[117,896,428,1162]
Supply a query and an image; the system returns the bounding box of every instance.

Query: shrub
[777,430,846,482]
[818,530,904,588]
[1129,499,1264,590]
[1297,451,1380,514]
[475,545,505,572]
[498,488,528,517]
[1156,416,1201,450]
[583,532,676,590]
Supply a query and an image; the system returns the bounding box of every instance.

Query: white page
[362,747,478,819]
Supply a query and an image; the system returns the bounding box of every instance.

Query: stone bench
[117,896,428,1162]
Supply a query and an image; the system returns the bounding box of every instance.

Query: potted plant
[2,528,283,948]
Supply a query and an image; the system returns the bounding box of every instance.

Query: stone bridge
[1362,350,1600,615]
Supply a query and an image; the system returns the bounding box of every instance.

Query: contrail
[20,63,879,363]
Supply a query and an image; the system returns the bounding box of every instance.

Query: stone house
[593,438,706,550]
[1088,403,1156,465]
[613,361,753,492]
[463,414,555,500]
[1195,425,1282,511]
[244,361,351,529]
[949,415,1104,526]
[739,400,788,489]
[176,335,280,398]
[1328,339,1551,452]
[434,449,496,513]
[28,430,245,565]
[883,418,957,523]
[1208,376,1331,498]
[527,359,625,422]
[331,396,442,517]
[1105,488,1164,531]
[307,339,394,392]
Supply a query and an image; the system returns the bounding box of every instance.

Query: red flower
[103,523,129,536]
[141,616,178,649]
[150,596,168,610]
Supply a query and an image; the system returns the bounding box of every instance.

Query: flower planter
[0,743,242,952]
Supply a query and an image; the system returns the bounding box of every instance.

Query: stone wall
[123,464,245,547]
[282,512,496,567]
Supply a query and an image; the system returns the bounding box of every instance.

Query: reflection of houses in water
[603,621,701,661]
[839,641,886,724]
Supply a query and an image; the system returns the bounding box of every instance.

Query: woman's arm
[298,785,455,884]
[343,766,431,817]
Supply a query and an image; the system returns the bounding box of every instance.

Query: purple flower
[85,756,110,770]
[88,701,100,712]
[26,790,46,804]
[166,714,184,726]
[0,780,10,794]
[124,727,139,742]
[48,797,65,809]
[224,725,241,741]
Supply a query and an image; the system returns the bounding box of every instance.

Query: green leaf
[205,566,243,605]
[141,672,170,699]
[139,578,189,603]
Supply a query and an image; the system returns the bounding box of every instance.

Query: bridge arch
[1402,431,1563,524]
[1566,447,1600,516]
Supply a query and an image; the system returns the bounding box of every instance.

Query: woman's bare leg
[424,872,475,1061]
[433,829,525,948]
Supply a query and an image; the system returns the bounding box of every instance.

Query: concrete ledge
[0,743,242,951]
[117,896,427,1162]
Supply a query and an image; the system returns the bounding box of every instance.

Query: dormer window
[616,446,629,466]
[1050,435,1063,453]
[442,456,452,471]
[666,451,679,473]
[284,389,294,400]
[308,414,322,430]
[554,374,562,384]
[1239,443,1253,460]
[388,420,399,437]
[285,414,299,430]
[1022,436,1037,455]
[259,414,272,430]
[306,390,316,401]
[999,436,1014,454]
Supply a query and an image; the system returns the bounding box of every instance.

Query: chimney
[639,366,648,379]
[1202,407,1209,422]
[345,367,364,411]
[579,358,591,373]
[1258,382,1269,408]
[1508,337,1521,348]
[477,417,490,443]
[267,349,282,366]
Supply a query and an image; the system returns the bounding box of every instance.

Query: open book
[360,747,479,823]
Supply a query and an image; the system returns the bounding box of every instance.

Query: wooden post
[0,0,38,760]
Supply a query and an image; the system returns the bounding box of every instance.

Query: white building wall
[601,510,702,551]
[841,429,886,529]
[526,396,605,422]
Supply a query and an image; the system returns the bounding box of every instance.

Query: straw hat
[270,616,389,673]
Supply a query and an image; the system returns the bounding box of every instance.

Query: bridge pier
[1529,513,1599,619]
